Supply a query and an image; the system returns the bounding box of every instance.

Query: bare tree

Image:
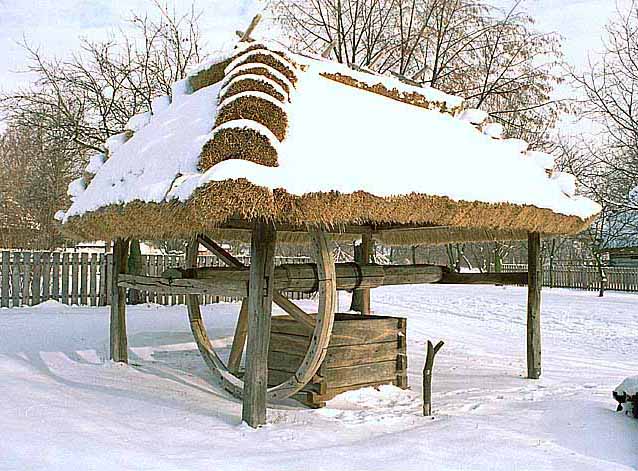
[0,2,206,249]
[571,1,638,212]
[273,0,565,144]
[2,1,205,158]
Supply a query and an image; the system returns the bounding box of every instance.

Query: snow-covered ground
[1,285,636,470]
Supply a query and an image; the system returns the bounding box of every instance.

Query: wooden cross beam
[236,14,262,43]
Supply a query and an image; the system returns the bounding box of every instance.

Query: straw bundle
[219,76,288,103]
[227,50,298,86]
[199,124,280,169]
[320,72,463,115]
[223,65,294,95]
[215,93,288,141]
[189,59,233,92]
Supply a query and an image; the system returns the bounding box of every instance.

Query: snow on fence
[501,263,638,292]
[0,251,312,308]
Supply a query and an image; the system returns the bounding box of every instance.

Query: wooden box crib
[268,313,408,408]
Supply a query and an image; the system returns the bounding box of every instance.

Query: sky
[0,0,629,95]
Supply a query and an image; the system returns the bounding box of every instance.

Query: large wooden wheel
[186,226,337,402]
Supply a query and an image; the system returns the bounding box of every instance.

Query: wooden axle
[118,264,528,296]
[119,263,442,296]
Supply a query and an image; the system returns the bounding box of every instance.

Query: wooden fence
[0,251,311,308]
[501,263,638,293]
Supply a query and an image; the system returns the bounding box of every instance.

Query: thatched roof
[58,42,600,245]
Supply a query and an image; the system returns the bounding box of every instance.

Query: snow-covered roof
[59,42,601,245]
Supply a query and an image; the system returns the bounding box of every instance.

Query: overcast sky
[0,0,628,93]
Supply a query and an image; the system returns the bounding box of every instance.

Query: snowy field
[1,285,637,471]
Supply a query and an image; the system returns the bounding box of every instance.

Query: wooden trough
[268,313,408,408]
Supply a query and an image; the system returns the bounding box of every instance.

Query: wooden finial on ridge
[237,14,262,43]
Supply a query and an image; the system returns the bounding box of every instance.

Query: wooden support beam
[272,292,316,331]
[110,238,129,363]
[527,232,542,379]
[243,221,276,428]
[350,234,373,314]
[228,299,249,374]
[438,271,528,285]
[197,235,243,268]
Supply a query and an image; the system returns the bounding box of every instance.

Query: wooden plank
[242,221,276,428]
[80,253,88,305]
[269,332,311,353]
[271,315,400,346]
[1,252,9,308]
[110,239,129,363]
[527,232,542,379]
[269,341,401,371]
[12,253,21,307]
[41,252,51,301]
[89,253,98,306]
[324,361,398,389]
[70,253,79,305]
[22,252,31,306]
[31,252,41,305]
[98,253,107,306]
[227,299,249,374]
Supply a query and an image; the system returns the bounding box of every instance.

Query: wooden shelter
[602,211,638,267]
[57,32,600,427]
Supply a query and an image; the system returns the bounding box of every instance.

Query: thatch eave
[60,178,596,246]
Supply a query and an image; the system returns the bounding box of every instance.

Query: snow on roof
[60,41,601,243]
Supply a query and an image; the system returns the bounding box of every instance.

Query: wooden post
[350,233,372,314]
[527,232,542,379]
[110,239,129,363]
[423,340,444,416]
[242,221,276,428]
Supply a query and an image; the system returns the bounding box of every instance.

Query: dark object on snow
[423,340,444,416]
[613,391,638,418]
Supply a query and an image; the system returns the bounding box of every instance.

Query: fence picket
[61,253,69,305]
[1,252,9,308]
[89,253,98,306]
[41,252,51,301]
[80,253,88,305]
[11,253,20,307]
[22,253,31,306]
